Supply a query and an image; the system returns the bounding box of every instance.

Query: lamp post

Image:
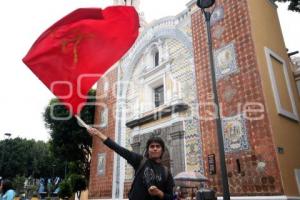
[64,161,67,178]
[52,164,56,178]
[4,133,12,138]
[196,0,230,199]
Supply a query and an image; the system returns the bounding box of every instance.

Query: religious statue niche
[100,108,108,128]
[97,153,106,175]
[222,114,249,152]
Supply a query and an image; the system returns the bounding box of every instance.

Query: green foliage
[275,0,300,12]
[69,174,87,193]
[12,175,26,194]
[0,138,63,179]
[58,174,87,199]
[43,90,96,179]
[58,179,72,199]
[25,184,39,199]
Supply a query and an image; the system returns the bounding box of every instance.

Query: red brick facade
[192,0,283,196]
[89,67,118,198]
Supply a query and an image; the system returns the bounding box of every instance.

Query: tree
[43,90,96,180]
[69,174,87,199]
[276,0,300,12]
[0,138,61,179]
[12,175,26,195]
[0,138,27,178]
[58,179,72,199]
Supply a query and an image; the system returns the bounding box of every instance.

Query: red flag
[23,6,139,115]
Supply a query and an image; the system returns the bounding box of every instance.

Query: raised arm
[87,127,143,169]
[87,127,108,141]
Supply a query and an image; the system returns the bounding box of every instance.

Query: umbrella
[175,180,200,188]
[174,171,208,182]
[174,171,208,198]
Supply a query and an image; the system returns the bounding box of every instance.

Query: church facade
[88,0,300,199]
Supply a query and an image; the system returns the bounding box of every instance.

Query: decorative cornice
[125,103,189,128]
[186,0,196,8]
[141,58,173,79]
[170,130,184,140]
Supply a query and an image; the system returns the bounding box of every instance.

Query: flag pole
[75,115,90,129]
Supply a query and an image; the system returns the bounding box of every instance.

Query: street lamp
[4,133,12,138]
[52,164,56,178]
[64,161,69,178]
[196,0,230,200]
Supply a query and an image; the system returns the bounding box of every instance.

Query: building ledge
[125,102,189,129]
[141,58,173,79]
[216,196,300,200]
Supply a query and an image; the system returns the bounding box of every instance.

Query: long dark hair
[144,136,165,159]
[1,179,14,194]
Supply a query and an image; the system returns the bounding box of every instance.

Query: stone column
[131,134,141,154]
[169,122,185,176]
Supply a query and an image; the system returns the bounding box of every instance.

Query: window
[97,153,106,175]
[265,47,299,121]
[154,85,164,107]
[154,51,159,67]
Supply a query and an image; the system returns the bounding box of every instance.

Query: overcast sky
[0,1,298,141]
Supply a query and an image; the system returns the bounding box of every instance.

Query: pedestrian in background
[0,179,16,200]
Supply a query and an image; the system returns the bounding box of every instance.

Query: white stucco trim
[118,109,127,200]
[186,0,196,8]
[217,196,300,200]
[296,80,300,96]
[295,169,300,195]
[267,0,278,9]
[112,64,127,200]
[264,47,300,121]
[133,116,191,135]
[89,196,300,200]
[111,65,120,200]
[111,152,117,199]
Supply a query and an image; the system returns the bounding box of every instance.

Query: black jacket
[104,138,174,200]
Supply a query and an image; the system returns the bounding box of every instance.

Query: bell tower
[113,0,140,11]
[113,0,146,29]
